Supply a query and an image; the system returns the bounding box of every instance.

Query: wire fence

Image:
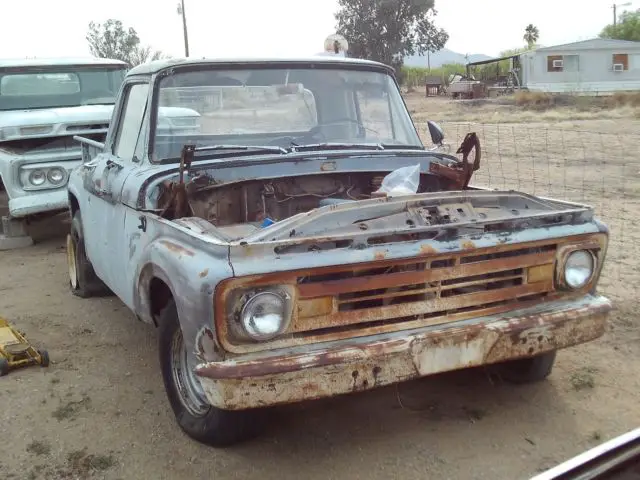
[423,123,640,304]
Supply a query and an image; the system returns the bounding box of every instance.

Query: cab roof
[127,56,393,76]
[0,57,128,69]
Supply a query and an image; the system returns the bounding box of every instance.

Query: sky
[0,0,631,60]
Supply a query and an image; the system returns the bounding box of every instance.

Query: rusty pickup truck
[66,55,612,447]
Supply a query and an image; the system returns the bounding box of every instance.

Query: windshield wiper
[195,144,288,155]
[290,142,385,152]
[380,144,426,150]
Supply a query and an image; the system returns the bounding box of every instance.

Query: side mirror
[427,121,445,146]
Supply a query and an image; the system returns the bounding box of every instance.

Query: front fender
[133,234,233,363]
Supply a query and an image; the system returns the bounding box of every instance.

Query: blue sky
[0,0,630,60]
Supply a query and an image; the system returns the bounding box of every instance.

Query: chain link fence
[421,123,640,306]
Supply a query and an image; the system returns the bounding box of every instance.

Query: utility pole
[613,2,632,26]
[177,0,190,57]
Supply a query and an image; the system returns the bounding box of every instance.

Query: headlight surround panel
[555,234,608,292]
[19,164,70,191]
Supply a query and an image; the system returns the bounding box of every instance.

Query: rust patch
[320,161,337,171]
[160,240,195,257]
[374,250,387,260]
[461,240,475,250]
[198,299,611,381]
[419,244,438,255]
[199,268,210,278]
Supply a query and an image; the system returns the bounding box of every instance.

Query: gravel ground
[1,97,639,480]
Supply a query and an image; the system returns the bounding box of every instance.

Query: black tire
[0,358,9,376]
[39,350,50,368]
[158,299,261,447]
[494,351,557,384]
[67,210,110,298]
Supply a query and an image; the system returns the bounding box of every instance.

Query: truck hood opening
[170,189,592,250]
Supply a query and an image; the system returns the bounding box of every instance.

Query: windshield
[153,67,422,161]
[0,66,127,111]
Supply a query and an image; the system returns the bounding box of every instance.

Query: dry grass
[405,92,640,125]
[513,90,640,111]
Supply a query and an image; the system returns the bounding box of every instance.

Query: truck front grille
[217,240,564,354]
[291,245,556,336]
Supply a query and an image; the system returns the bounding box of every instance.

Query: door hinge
[138,216,147,233]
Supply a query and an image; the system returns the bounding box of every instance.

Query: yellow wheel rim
[67,234,78,289]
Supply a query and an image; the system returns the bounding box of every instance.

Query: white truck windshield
[0,66,127,111]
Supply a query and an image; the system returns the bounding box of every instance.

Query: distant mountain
[404,48,492,68]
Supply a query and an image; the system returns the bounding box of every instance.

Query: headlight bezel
[563,249,596,290]
[227,286,294,343]
[46,167,66,185]
[28,169,47,186]
[555,237,606,292]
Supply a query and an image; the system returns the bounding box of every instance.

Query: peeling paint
[196,295,611,410]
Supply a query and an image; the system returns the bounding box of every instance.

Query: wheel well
[68,193,80,216]
[149,277,173,327]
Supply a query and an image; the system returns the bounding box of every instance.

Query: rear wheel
[0,358,9,376]
[494,351,557,384]
[39,350,50,368]
[158,299,261,447]
[67,211,110,298]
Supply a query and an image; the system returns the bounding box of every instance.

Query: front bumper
[196,295,612,410]
[8,188,70,217]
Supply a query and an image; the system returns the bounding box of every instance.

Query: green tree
[129,45,168,66]
[523,24,540,48]
[86,19,167,67]
[335,0,449,72]
[600,9,640,41]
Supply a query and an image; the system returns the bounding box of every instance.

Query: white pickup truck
[0,57,127,248]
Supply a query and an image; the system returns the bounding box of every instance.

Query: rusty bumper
[195,295,611,410]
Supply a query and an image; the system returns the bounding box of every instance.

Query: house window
[547,55,579,72]
[612,53,629,71]
[547,55,564,72]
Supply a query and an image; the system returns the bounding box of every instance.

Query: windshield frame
[147,61,425,164]
[0,63,128,111]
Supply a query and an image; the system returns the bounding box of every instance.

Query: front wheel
[158,300,261,447]
[493,351,557,384]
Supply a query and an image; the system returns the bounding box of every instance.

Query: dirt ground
[1,95,639,480]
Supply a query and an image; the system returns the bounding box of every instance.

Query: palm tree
[523,24,540,49]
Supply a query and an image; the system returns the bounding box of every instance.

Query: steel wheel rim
[67,234,78,289]
[170,328,210,417]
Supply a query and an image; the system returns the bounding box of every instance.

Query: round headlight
[29,169,47,186]
[564,250,594,289]
[240,292,287,341]
[47,168,66,185]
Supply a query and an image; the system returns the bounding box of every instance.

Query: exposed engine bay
[154,133,483,232]
[159,170,458,226]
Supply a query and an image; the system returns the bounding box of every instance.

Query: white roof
[536,38,640,52]
[0,57,128,68]
[127,56,391,76]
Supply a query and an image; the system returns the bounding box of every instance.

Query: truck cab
[0,57,127,248]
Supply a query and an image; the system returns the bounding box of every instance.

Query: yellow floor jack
[0,317,49,376]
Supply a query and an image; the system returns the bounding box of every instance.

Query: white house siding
[521,39,640,94]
